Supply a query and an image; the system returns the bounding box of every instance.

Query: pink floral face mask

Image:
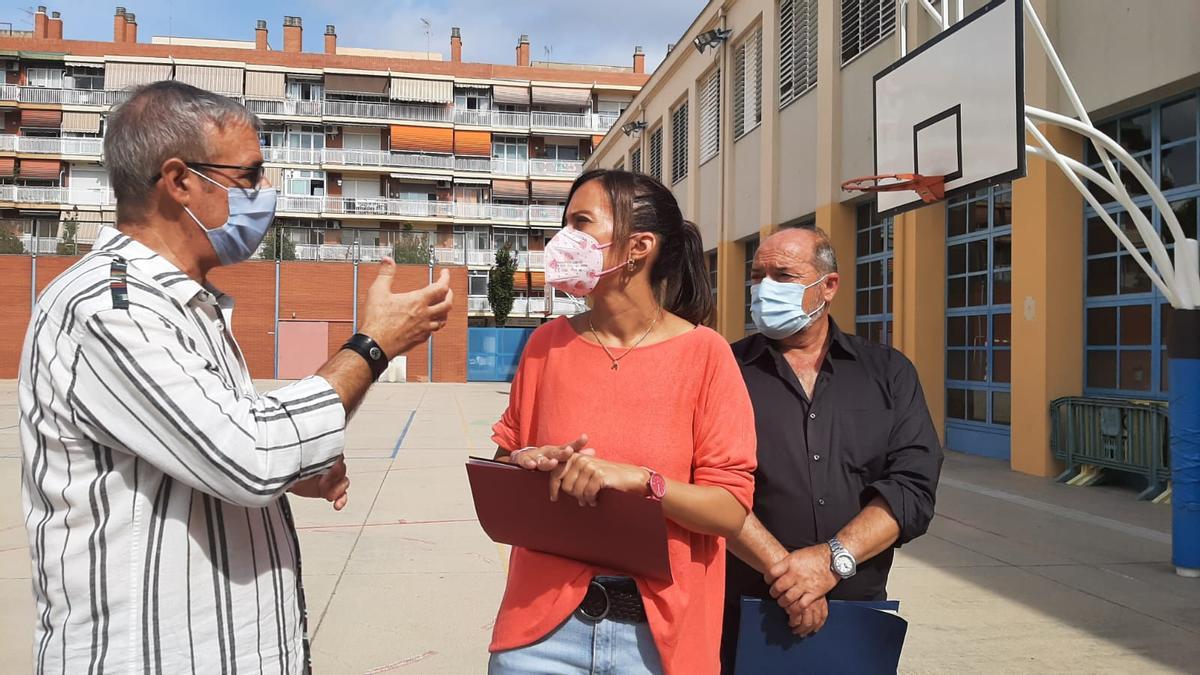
[544,227,623,296]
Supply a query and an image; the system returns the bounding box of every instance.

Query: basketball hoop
[841,173,946,204]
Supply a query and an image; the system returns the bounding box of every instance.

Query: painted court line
[390,410,417,459]
[940,477,1171,545]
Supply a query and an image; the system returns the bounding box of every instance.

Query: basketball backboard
[870,0,1025,217]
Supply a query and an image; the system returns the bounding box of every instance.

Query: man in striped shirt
[19,81,453,673]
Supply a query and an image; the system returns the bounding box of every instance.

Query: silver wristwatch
[828,537,857,580]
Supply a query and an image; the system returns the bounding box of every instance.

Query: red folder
[466,457,673,582]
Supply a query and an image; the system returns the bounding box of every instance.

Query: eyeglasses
[150,161,265,188]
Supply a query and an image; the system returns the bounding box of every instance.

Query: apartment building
[588,0,1200,477]
[0,6,647,328]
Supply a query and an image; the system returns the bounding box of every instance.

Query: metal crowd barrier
[1050,396,1170,500]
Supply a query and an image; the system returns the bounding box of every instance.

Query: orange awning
[19,158,61,179]
[390,124,453,154]
[0,157,14,176]
[454,129,491,157]
[20,109,62,128]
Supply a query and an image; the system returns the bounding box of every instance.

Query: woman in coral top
[487,169,757,675]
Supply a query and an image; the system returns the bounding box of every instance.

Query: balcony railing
[464,249,544,269]
[324,196,456,219]
[323,148,454,171]
[0,84,18,101]
[18,87,128,107]
[262,146,322,165]
[245,98,324,117]
[452,109,533,129]
[492,159,529,177]
[0,134,104,157]
[594,113,620,132]
[467,296,491,313]
[529,205,565,223]
[19,234,61,254]
[454,156,492,173]
[324,99,453,124]
[531,111,593,131]
[435,247,466,265]
[467,296,576,316]
[277,194,324,213]
[0,185,117,206]
[529,158,584,178]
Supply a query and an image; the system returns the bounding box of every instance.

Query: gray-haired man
[19,81,452,672]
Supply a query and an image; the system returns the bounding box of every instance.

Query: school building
[587,0,1200,477]
[0,6,650,382]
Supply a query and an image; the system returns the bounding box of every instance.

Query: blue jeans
[488,613,664,675]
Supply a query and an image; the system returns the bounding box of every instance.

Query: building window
[615,160,625,171]
[631,147,643,174]
[492,227,529,252]
[733,28,763,139]
[287,124,324,150]
[780,0,819,107]
[468,270,489,296]
[1084,92,1200,397]
[648,127,664,182]
[841,0,897,66]
[699,68,721,163]
[26,67,63,89]
[286,169,325,196]
[743,235,760,331]
[945,184,1013,431]
[492,135,530,160]
[671,101,689,184]
[286,78,323,101]
[854,202,893,345]
[65,66,103,90]
[455,89,492,111]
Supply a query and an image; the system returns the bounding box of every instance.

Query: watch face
[649,472,667,499]
[833,555,855,577]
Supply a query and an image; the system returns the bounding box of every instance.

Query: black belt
[576,577,647,623]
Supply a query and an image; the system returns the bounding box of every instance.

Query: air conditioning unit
[325,126,340,136]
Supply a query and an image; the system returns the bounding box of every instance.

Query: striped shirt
[19,226,346,674]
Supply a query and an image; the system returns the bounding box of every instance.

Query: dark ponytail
[564,169,714,326]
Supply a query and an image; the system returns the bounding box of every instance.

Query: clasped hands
[509,434,650,506]
[765,544,840,637]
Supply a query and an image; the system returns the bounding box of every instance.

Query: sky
[5,0,706,73]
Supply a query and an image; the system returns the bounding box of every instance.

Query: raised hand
[360,258,454,359]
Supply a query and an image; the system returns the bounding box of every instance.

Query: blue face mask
[184,168,278,266]
[751,275,828,339]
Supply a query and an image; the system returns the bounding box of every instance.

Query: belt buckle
[578,580,611,622]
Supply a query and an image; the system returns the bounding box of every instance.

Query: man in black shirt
[720,227,943,672]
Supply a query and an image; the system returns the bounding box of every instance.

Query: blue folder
[734,597,908,674]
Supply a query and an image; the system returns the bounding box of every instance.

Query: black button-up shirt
[725,320,943,604]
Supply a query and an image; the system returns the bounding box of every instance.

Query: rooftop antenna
[420,18,431,60]
[544,45,553,62]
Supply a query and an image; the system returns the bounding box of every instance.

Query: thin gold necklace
[587,310,662,371]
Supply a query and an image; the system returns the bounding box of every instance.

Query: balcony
[18,87,128,107]
[464,249,544,269]
[529,158,584,178]
[19,234,61,254]
[452,109,532,130]
[531,111,593,132]
[323,99,452,124]
[261,146,322,165]
[323,196,455,219]
[0,185,117,206]
[434,247,466,265]
[453,202,530,223]
[454,156,492,173]
[7,136,105,157]
[594,113,620,132]
[466,296,578,317]
[323,148,454,171]
[491,159,529,177]
[277,194,324,213]
[0,84,17,101]
[529,205,565,224]
[244,98,324,118]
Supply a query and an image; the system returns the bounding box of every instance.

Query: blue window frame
[1084,92,1200,399]
[945,184,1012,459]
[854,202,894,344]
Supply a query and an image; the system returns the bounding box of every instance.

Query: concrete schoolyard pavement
[0,381,1198,673]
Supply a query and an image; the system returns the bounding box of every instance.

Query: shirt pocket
[834,407,892,482]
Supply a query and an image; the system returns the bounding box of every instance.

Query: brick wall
[1,256,469,382]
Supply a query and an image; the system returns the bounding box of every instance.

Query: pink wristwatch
[642,467,667,501]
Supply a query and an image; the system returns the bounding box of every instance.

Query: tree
[488,245,518,326]
[259,226,296,261]
[0,227,24,254]
[392,228,432,265]
[56,220,79,256]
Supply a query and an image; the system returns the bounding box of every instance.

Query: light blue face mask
[751,275,828,339]
[184,168,278,266]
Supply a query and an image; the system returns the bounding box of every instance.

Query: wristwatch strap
[342,333,389,381]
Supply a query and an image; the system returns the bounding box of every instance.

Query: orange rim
[841,173,946,203]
